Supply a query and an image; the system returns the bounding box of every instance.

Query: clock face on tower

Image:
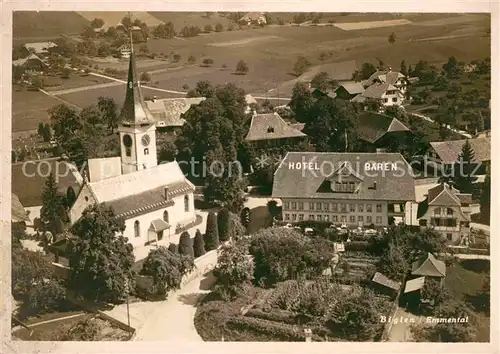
[141,134,151,146]
[123,134,133,147]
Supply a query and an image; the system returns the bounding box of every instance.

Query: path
[39,88,82,111]
[409,112,472,138]
[387,307,426,342]
[48,81,123,96]
[103,250,218,341]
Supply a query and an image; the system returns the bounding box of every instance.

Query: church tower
[117,32,158,174]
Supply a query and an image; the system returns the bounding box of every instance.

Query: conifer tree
[204,212,219,250]
[193,229,206,258]
[40,173,64,236]
[453,140,478,194]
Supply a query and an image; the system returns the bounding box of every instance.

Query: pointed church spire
[118,13,155,127]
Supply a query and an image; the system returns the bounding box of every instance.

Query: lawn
[13,313,94,341]
[43,74,113,92]
[12,87,63,133]
[445,259,490,342]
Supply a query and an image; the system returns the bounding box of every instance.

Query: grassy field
[43,74,113,92]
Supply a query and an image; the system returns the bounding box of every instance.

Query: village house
[239,12,267,26]
[334,81,365,100]
[22,41,58,57]
[416,183,472,245]
[69,41,198,257]
[117,44,131,59]
[145,97,206,130]
[356,111,414,153]
[245,112,307,149]
[272,152,416,227]
[11,158,83,230]
[306,60,358,97]
[12,53,49,73]
[350,68,408,107]
[426,137,491,174]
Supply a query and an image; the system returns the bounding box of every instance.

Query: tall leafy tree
[68,204,134,304]
[97,97,118,134]
[289,82,314,124]
[40,173,65,236]
[453,140,478,194]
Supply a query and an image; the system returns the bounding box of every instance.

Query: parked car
[364,229,378,236]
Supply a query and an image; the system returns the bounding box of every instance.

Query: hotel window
[316,202,322,211]
[384,98,389,103]
[358,216,363,222]
[309,215,315,220]
[447,208,454,216]
[340,204,346,212]
[332,203,338,212]
[367,216,372,224]
[324,203,329,211]
[376,216,382,224]
[134,220,140,238]
[324,215,329,222]
[292,214,297,221]
[349,215,355,223]
[392,97,397,103]
[298,214,304,221]
[348,182,356,192]
[184,195,189,212]
[341,216,347,223]
[144,148,149,155]
[446,233,453,241]
[358,204,364,212]
[291,202,297,210]
[419,219,428,227]
[434,207,441,216]
[309,202,315,211]
[284,202,290,210]
[317,215,322,221]
[349,204,356,212]
[376,204,382,213]
[333,215,338,222]
[298,202,304,210]
[366,204,372,212]
[285,214,290,221]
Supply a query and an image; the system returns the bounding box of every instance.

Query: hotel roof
[429,137,491,164]
[272,152,416,201]
[245,113,307,141]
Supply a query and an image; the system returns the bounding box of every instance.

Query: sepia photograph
[7,7,492,346]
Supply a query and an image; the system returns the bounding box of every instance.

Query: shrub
[235,60,249,75]
[62,318,102,341]
[173,54,181,62]
[226,317,304,341]
[19,279,66,317]
[202,58,214,67]
[345,241,370,251]
[193,229,206,258]
[168,243,178,254]
[245,308,297,325]
[204,212,219,250]
[179,231,194,257]
[188,55,196,63]
[217,208,231,242]
[228,214,246,240]
[140,72,151,83]
[215,23,224,32]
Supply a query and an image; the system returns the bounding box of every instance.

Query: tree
[204,24,213,33]
[68,204,135,304]
[152,22,175,39]
[422,278,449,308]
[293,56,311,76]
[204,212,219,250]
[267,200,280,218]
[97,96,118,134]
[213,241,254,299]
[310,71,332,91]
[140,247,194,298]
[140,72,151,83]
[188,55,196,63]
[442,56,461,78]
[12,246,54,299]
[409,228,446,256]
[240,207,251,227]
[235,60,249,75]
[228,214,246,240]
[352,62,377,81]
[22,279,66,317]
[158,139,177,162]
[40,173,65,236]
[289,82,314,123]
[377,243,410,281]
[215,23,224,32]
[400,60,408,76]
[186,80,216,98]
[193,229,206,257]
[202,58,214,67]
[178,231,194,258]
[453,140,478,194]
[479,173,490,224]
[388,32,396,44]
[217,208,231,242]
[173,53,181,62]
[37,122,45,139]
[90,18,105,29]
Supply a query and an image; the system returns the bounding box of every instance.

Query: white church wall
[69,184,97,223]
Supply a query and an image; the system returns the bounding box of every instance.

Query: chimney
[164,187,169,200]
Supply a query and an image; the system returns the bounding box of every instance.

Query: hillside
[77,11,164,29]
[149,12,234,30]
[13,11,90,40]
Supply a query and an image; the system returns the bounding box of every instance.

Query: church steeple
[118,27,156,127]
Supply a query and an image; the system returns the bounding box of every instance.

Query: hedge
[345,241,370,251]
[226,316,305,341]
[245,308,297,325]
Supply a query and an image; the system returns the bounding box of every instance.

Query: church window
[163,210,169,223]
[125,147,131,157]
[134,220,140,238]
[184,195,189,212]
[144,148,149,155]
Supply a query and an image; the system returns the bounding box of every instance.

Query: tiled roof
[146,97,205,127]
[88,161,192,204]
[404,276,426,293]
[419,183,471,220]
[361,83,398,99]
[12,53,47,67]
[356,112,410,143]
[429,137,491,164]
[12,158,83,207]
[106,181,193,219]
[338,81,365,95]
[365,70,405,86]
[372,272,401,291]
[240,12,266,21]
[23,41,57,54]
[288,123,305,132]
[272,152,416,201]
[12,194,30,222]
[245,113,307,141]
[150,219,171,232]
[411,253,446,277]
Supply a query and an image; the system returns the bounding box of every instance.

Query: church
[69,40,197,254]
